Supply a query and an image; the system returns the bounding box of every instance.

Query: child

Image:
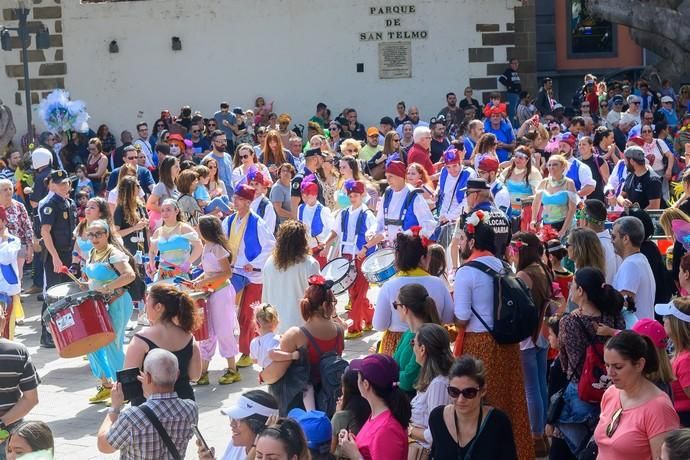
[75,164,94,197]
[251,303,315,410]
[176,169,203,227]
[298,176,333,268]
[546,239,573,303]
[193,165,232,215]
[544,315,568,443]
[247,170,277,233]
[657,298,690,427]
[75,190,89,221]
[423,243,451,291]
[322,180,383,339]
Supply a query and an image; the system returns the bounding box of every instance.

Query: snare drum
[361,249,397,284]
[322,258,357,295]
[44,282,115,358]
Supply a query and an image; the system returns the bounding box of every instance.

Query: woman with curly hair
[262,220,321,332]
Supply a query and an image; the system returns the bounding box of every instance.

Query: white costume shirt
[437,167,477,222]
[566,156,596,191]
[376,184,437,243]
[332,204,376,256]
[250,195,277,234]
[0,235,21,295]
[374,275,454,332]
[298,202,333,249]
[221,211,275,284]
[488,180,512,215]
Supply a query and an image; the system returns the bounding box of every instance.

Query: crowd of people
[5,66,690,459]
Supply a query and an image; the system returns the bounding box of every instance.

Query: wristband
[107,406,121,415]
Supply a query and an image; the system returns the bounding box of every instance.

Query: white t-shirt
[332,205,376,256]
[454,255,505,333]
[373,275,454,332]
[598,230,621,285]
[644,140,670,171]
[250,331,281,368]
[612,252,656,320]
[221,442,246,460]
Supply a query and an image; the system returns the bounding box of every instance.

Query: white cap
[655,301,690,323]
[220,395,279,419]
[661,96,674,103]
[31,148,52,169]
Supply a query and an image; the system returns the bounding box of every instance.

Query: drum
[44,282,114,358]
[189,291,210,342]
[361,248,397,284]
[322,257,357,296]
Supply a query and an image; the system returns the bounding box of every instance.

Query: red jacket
[407,143,435,176]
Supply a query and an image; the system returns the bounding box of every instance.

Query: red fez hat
[628,136,645,147]
[385,160,407,178]
[344,179,365,195]
[234,184,256,201]
[442,148,461,165]
[478,156,499,173]
[300,174,319,196]
[247,169,269,186]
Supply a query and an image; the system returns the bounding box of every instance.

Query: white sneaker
[137,313,149,326]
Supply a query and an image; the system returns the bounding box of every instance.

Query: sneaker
[363,324,373,332]
[345,330,362,340]
[23,285,41,294]
[218,369,241,385]
[37,294,44,302]
[196,372,209,386]
[137,312,150,326]
[89,386,112,404]
[344,301,352,311]
[236,354,253,368]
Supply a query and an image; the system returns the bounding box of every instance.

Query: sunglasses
[606,407,623,437]
[86,231,107,239]
[641,129,652,133]
[447,386,481,399]
[393,138,401,142]
[125,156,137,161]
[239,154,250,159]
[392,301,402,310]
[192,130,201,133]
[208,123,217,127]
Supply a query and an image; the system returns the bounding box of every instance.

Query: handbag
[407,441,430,460]
[139,404,181,460]
[546,388,565,424]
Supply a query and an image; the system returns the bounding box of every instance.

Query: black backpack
[300,326,348,417]
[465,260,538,344]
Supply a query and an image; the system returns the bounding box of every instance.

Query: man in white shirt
[133,122,154,169]
[577,199,620,284]
[559,133,596,198]
[612,216,656,319]
[376,161,436,244]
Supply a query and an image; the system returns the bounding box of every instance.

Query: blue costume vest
[436,167,471,212]
[342,208,375,257]
[383,187,420,230]
[566,160,582,190]
[298,203,324,237]
[226,212,262,261]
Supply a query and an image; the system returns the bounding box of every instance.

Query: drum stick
[233,266,262,272]
[58,266,87,286]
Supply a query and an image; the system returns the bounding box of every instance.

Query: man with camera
[97,349,198,459]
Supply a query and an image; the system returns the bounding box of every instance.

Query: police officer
[291,147,326,206]
[39,170,76,347]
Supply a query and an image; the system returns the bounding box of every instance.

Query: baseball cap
[627,95,641,104]
[304,147,326,159]
[460,178,490,192]
[49,169,69,184]
[367,127,379,137]
[31,147,52,170]
[288,409,332,452]
[655,300,690,323]
[233,107,244,115]
[632,318,668,348]
[661,96,674,103]
[612,95,625,105]
[221,395,279,419]
[623,146,645,162]
[552,103,564,111]
[349,354,399,390]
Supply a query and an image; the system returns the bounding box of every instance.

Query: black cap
[460,178,490,192]
[49,169,69,184]
[305,147,326,158]
[379,116,395,127]
[233,107,244,115]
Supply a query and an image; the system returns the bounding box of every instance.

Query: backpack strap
[300,326,323,356]
[139,404,181,460]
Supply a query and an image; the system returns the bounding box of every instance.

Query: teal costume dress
[83,247,133,381]
[152,232,198,281]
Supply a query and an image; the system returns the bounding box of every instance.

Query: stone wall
[2,1,66,107]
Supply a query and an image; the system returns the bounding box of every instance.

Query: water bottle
[134,250,143,265]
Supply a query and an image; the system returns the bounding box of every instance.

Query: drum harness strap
[383,188,420,227]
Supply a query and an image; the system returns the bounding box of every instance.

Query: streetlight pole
[17,7,32,144]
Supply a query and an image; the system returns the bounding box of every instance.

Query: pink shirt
[594,386,679,460]
[355,410,407,460]
[672,350,690,412]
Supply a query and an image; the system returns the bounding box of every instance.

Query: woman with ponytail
[553,267,625,459]
[191,215,241,386]
[260,275,344,414]
[123,283,202,405]
[594,331,679,460]
[391,283,441,394]
[338,354,410,460]
[656,297,690,426]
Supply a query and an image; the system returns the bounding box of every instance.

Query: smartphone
[192,425,210,451]
[116,367,143,402]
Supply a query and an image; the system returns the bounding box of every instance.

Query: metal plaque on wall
[378,41,412,79]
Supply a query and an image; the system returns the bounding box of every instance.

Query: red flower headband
[308,274,334,290]
[405,225,431,248]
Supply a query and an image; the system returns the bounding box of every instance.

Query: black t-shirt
[428,405,517,460]
[113,205,149,255]
[430,138,450,163]
[622,170,662,210]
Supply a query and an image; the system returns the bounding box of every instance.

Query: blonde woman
[530,154,577,238]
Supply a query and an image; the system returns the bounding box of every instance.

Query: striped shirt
[107,392,198,459]
[0,339,40,414]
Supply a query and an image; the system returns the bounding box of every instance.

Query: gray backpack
[301,326,348,417]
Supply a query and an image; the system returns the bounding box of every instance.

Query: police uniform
[291,148,326,205]
[40,170,77,346]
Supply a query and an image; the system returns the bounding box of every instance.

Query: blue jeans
[204,196,232,214]
[521,345,549,435]
[506,92,520,127]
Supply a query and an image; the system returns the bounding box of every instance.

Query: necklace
[512,168,526,176]
[92,245,111,262]
[548,176,566,188]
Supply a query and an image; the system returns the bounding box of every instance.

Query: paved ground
[11,284,378,459]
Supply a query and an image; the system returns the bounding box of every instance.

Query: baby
[251,303,316,410]
[193,165,232,215]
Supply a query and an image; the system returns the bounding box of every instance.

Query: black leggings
[549,437,576,460]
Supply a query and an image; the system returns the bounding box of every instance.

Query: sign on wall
[378,41,411,79]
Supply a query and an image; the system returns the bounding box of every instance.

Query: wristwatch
[107,407,121,415]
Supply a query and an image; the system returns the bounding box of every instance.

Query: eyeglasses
[192,130,200,133]
[86,231,106,239]
[156,124,165,128]
[392,301,402,310]
[447,386,480,399]
[606,407,623,437]
[125,156,137,161]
